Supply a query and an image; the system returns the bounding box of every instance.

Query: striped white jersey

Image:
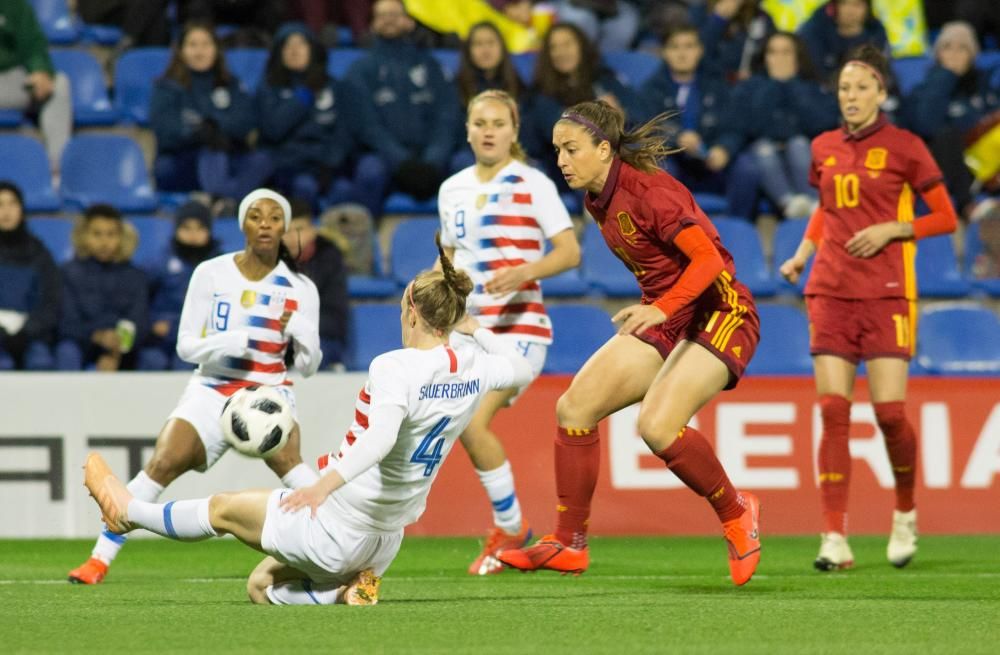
[438,160,573,344]
[176,253,321,395]
[318,340,524,532]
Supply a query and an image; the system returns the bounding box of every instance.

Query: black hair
[83,203,123,223]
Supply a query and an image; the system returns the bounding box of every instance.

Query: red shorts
[636,275,759,389]
[806,295,916,364]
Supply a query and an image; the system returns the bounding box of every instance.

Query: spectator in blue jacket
[904,21,1000,215]
[345,0,460,204]
[0,181,58,370]
[56,205,148,371]
[717,32,839,218]
[797,0,890,87]
[257,23,384,218]
[555,0,641,52]
[639,24,760,220]
[137,201,219,371]
[150,22,273,211]
[692,0,775,83]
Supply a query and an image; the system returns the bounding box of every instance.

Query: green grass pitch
[2,536,999,654]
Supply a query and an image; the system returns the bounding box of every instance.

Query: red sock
[818,394,851,534]
[874,401,917,512]
[655,426,744,523]
[554,426,600,550]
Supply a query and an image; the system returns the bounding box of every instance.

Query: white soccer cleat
[83,452,134,534]
[887,509,918,568]
[814,532,854,571]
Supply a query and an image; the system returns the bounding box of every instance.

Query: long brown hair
[467,89,527,162]
[559,100,679,174]
[265,25,329,92]
[161,21,233,88]
[409,233,474,335]
[457,21,523,107]
[533,22,600,107]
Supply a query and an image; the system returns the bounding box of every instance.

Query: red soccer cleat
[67,557,108,585]
[496,534,589,575]
[722,492,761,586]
[468,521,533,575]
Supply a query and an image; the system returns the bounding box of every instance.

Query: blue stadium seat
[580,223,639,297]
[746,304,812,375]
[383,192,438,215]
[0,135,60,212]
[916,304,1000,374]
[0,109,24,127]
[226,48,269,91]
[389,217,440,285]
[512,52,536,84]
[113,47,170,125]
[561,192,582,215]
[213,217,243,253]
[542,268,591,297]
[916,234,969,297]
[603,50,661,87]
[27,216,74,263]
[80,24,123,45]
[30,0,79,44]
[543,304,615,373]
[327,48,364,79]
[60,134,156,212]
[964,221,1000,296]
[349,240,399,298]
[711,216,775,297]
[694,193,729,215]
[50,49,117,125]
[347,304,402,371]
[431,49,460,80]
[129,216,175,269]
[891,56,932,95]
[772,219,811,295]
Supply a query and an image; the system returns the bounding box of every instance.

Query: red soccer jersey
[805,115,943,300]
[584,158,736,303]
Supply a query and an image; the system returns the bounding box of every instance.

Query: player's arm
[454,315,533,388]
[780,206,823,283]
[845,183,957,258]
[176,265,249,363]
[613,225,724,335]
[485,228,580,294]
[285,279,323,377]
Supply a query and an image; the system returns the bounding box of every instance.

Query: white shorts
[260,489,403,585]
[167,379,298,471]
[449,333,546,405]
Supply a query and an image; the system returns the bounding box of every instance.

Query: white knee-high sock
[92,471,165,564]
[477,461,522,534]
[266,579,343,605]
[280,463,319,489]
[127,497,217,541]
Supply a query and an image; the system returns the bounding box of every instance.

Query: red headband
[844,59,885,89]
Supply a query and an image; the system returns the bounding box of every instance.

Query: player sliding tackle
[82,237,533,605]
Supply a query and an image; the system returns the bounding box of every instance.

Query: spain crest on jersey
[865,148,888,171]
[617,211,637,237]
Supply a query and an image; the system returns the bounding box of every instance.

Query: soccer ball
[220,386,293,459]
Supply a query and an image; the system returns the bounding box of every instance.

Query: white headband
[237,188,291,232]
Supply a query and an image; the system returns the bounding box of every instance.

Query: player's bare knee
[556,390,588,426]
[143,452,189,486]
[636,407,682,451]
[208,493,237,533]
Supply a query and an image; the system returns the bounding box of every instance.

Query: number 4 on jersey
[411,416,451,476]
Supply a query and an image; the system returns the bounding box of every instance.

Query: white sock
[127,497,217,540]
[477,461,522,534]
[91,471,165,564]
[266,579,343,605]
[280,463,319,489]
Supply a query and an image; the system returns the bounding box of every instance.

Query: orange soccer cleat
[67,557,108,585]
[343,569,382,606]
[468,521,533,575]
[83,453,134,534]
[722,492,761,586]
[496,534,589,575]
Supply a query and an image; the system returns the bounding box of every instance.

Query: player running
[498,100,762,586]
[438,89,581,575]
[81,239,532,604]
[69,189,322,585]
[779,45,957,571]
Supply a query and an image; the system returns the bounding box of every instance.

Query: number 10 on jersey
[411,416,452,476]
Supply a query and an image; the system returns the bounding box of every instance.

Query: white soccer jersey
[318,341,522,532]
[176,253,322,395]
[438,160,573,344]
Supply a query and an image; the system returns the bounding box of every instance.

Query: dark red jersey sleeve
[905,133,945,192]
[640,186,697,244]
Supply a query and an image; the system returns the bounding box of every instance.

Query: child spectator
[282,200,349,369]
[138,201,219,371]
[150,22,273,213]
[717,32,839,218]
[0,181,58,370]
[56,205,148,371]
[639,25,761,219]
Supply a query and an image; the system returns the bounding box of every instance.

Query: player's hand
[279,484,327,519]
[485,265,532,295]
[612,304,667,336]
[453,312,480,335]
[779,256,806,283]
[845,222,900,258]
